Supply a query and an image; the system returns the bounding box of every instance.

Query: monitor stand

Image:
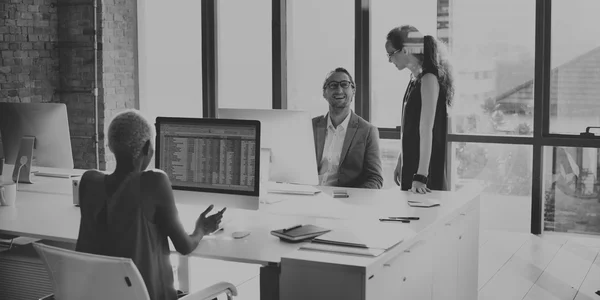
[12,136,35,184]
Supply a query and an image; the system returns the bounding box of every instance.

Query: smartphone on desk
[333,190,349,198]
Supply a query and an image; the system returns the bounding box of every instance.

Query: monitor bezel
[155,117,261,197]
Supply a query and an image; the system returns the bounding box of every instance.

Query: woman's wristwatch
[412,174,428,184]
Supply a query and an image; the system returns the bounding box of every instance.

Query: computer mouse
[231,231,251,239]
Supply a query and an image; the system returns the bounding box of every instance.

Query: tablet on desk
[271,224,331,243]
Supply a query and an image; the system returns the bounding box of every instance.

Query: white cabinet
[432,205,480,300]
[457,208,480,300]
[279,199,480,300]
[368,234,434,300]
[431,216,460,300]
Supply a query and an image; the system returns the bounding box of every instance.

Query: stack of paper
[408,198,441,208]
[266,182,321,195]
[300,226,409,257]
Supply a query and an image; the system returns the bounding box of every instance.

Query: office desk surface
[1,164,85,195]
[0,169,482,267]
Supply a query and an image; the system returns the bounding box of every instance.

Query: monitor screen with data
[155,117,261,196]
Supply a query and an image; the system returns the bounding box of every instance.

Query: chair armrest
[39,294,55,300]
[179,281,238,300]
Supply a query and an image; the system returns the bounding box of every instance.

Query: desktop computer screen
[218,109,319,186]
[155,117,261,197]
[0,103,74,169]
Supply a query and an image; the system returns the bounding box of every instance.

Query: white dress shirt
[318,112,352,186]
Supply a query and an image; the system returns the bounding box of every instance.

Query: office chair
[0,233,18,250]
[32,242,238,300]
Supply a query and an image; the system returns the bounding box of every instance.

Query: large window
[286,0,354,118]
[449,0,535,137]
[217,0,272,109]
[549,0,600,135]
[540,0,600,236]
[445,0,536,234]
[543,147,600,235]
[139,0,203,122]
[454,142,532,232]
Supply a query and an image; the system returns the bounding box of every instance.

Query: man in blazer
[312,67,383,189]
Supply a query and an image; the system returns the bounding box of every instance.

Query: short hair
[322,67,356,90]
[107,109,155,159]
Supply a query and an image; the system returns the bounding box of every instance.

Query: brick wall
[0,0,138,171]
[99,0,137,172]
[0,0,59,103]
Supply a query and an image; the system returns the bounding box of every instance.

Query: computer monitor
[217,109,318,186]
[0,103,74,169]
[155,117,261,210]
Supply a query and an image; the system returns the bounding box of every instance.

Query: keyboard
[266,182,321,195]
[31,167,83,179]
[34,171,81,179]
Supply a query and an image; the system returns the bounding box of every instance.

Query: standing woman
[386,25,455,193]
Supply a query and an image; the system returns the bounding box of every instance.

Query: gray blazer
[312,111,383,189]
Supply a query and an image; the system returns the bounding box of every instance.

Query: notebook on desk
[271,224,331,243]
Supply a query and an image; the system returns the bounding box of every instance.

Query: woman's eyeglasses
[324,80,354,90]
[387,49,402,61]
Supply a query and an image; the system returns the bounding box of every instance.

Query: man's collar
[327,110,352,130]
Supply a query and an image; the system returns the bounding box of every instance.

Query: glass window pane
[550,1,600,135]
[141,0,202,121]
[448,0,535,136]
[218,0,272,109]
[452,142,532,232]
[543,146,600,235]
[287,0,354,118]
[370,0,438,128]
[379,139,402,189]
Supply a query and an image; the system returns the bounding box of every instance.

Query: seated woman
[75,109,225,300]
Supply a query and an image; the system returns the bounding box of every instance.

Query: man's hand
[195,205,226,235]
[393,154,402,186]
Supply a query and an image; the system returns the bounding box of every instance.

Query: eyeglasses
[324,80,354,90]
[387,49,402,61]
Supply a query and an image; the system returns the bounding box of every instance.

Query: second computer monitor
[0,103,74,169]
[218,109,319,186]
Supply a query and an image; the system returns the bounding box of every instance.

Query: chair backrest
[33,242,150,300]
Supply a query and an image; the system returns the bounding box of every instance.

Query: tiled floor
[479,230,600,300]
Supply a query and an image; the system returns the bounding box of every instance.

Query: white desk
[0,167,482,300]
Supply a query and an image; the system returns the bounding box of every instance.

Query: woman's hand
[393,154,402,186]
[195,204,226,235]
[411,181,431,194]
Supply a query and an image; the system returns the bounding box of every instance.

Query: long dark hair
[386,25,455,106]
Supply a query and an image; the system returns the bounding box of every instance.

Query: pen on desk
[283,224,302,232]
[379,218,410,223]
[389,216,420,220]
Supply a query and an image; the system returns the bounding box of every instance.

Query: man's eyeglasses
[387,49,401,61]
[324,80,354,90]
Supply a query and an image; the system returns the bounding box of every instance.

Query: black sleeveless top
[400,72,449,191]
[75,170,176,300]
